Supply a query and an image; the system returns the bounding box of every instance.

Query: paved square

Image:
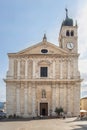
[0,118,87,130]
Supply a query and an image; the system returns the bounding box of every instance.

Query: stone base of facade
[67,112,72,117]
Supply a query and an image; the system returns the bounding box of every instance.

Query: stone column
[67,85,71,117]
[25,60,28,79]
[52,84,56,116]
[63,59,66,79]
[20,83,24,115]
[59,84,64,108]
[56,84,60,107]
[73,58,76,78]
[9,58,14,76]
[33,60,35,78]
[58,85,60,107]
[24,83,28,117]
[64,84,67,112]
[28,83,32,116]
[70,84,74,116]
[53,60,55,78]
[17,60,20,79]
[77,83,80,115]
[16,84,20,116]
[68,60,70,79]
[32,83,36,117]
[55,59,59,79]
[73,83,80,116]
[74,58,78,78]
[60,59,63,79]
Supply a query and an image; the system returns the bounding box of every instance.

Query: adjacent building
[80,97,87,111]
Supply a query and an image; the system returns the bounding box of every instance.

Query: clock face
[67,42,74,50]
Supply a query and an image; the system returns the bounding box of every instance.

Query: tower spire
[65,8,68,19]
[75,20,78,26]
[43,33,47,42]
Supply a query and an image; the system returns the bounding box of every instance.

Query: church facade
[4,10,82,117]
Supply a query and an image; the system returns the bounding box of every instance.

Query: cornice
[4,78,83,83]
[8,53,79,59]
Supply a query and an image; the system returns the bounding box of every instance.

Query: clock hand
[70,43,72,47]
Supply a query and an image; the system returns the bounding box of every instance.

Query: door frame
[38,101,49,116]
[40,103,48,116]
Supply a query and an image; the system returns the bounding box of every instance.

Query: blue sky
[0,0,87,101]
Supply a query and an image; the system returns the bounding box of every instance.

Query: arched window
[42,89,46,98]
[66,30,70,36]
[71,30,74,36]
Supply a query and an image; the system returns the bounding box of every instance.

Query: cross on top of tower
[43,33,47,42]
[65,8,68,18]
[61,9,73,26]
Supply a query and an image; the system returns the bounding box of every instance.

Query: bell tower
[59,9,78,53]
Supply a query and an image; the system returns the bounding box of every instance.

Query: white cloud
[79,59,87,74]
[76,2,87,57]
[82,86,87,91]
[75,1,87,75]
[81,85,87,98]
[75,1,87,98]
[0,86,6,102]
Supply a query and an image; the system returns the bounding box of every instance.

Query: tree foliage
[55,107,64,116]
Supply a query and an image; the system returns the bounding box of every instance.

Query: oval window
[41,49,48,53]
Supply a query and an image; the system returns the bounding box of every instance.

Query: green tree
[55,107,64,117]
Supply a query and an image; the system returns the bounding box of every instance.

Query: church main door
[40,103,48,116]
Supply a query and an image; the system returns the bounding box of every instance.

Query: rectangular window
[40,67,48,77]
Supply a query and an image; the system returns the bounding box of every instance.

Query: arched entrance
[40,103,48,116]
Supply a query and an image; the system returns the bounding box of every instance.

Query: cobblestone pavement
[0,118,87,130]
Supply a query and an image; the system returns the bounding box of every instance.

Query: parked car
[0,111,6,118]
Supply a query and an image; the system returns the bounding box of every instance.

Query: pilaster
[56,84,60,107]
[17,60,20,79]
[60,59,63,79]
[64,84,67,112]
[73,83,80,116]
[70,84,74,116]
[52,84,56,116]
[32,82,36,116]
[28,83,32,116]
[9,58,14,76]
[68,59,70,79]
[20,83,24,115]
[67,84,71,117]
[24,82,28,117]
[25,60,28,79]
[16,83,20,116]
[53,60,55,78]
[59,84,64,108]
[33,60,35,78]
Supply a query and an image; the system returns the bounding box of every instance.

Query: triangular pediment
[16,41,68,55]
